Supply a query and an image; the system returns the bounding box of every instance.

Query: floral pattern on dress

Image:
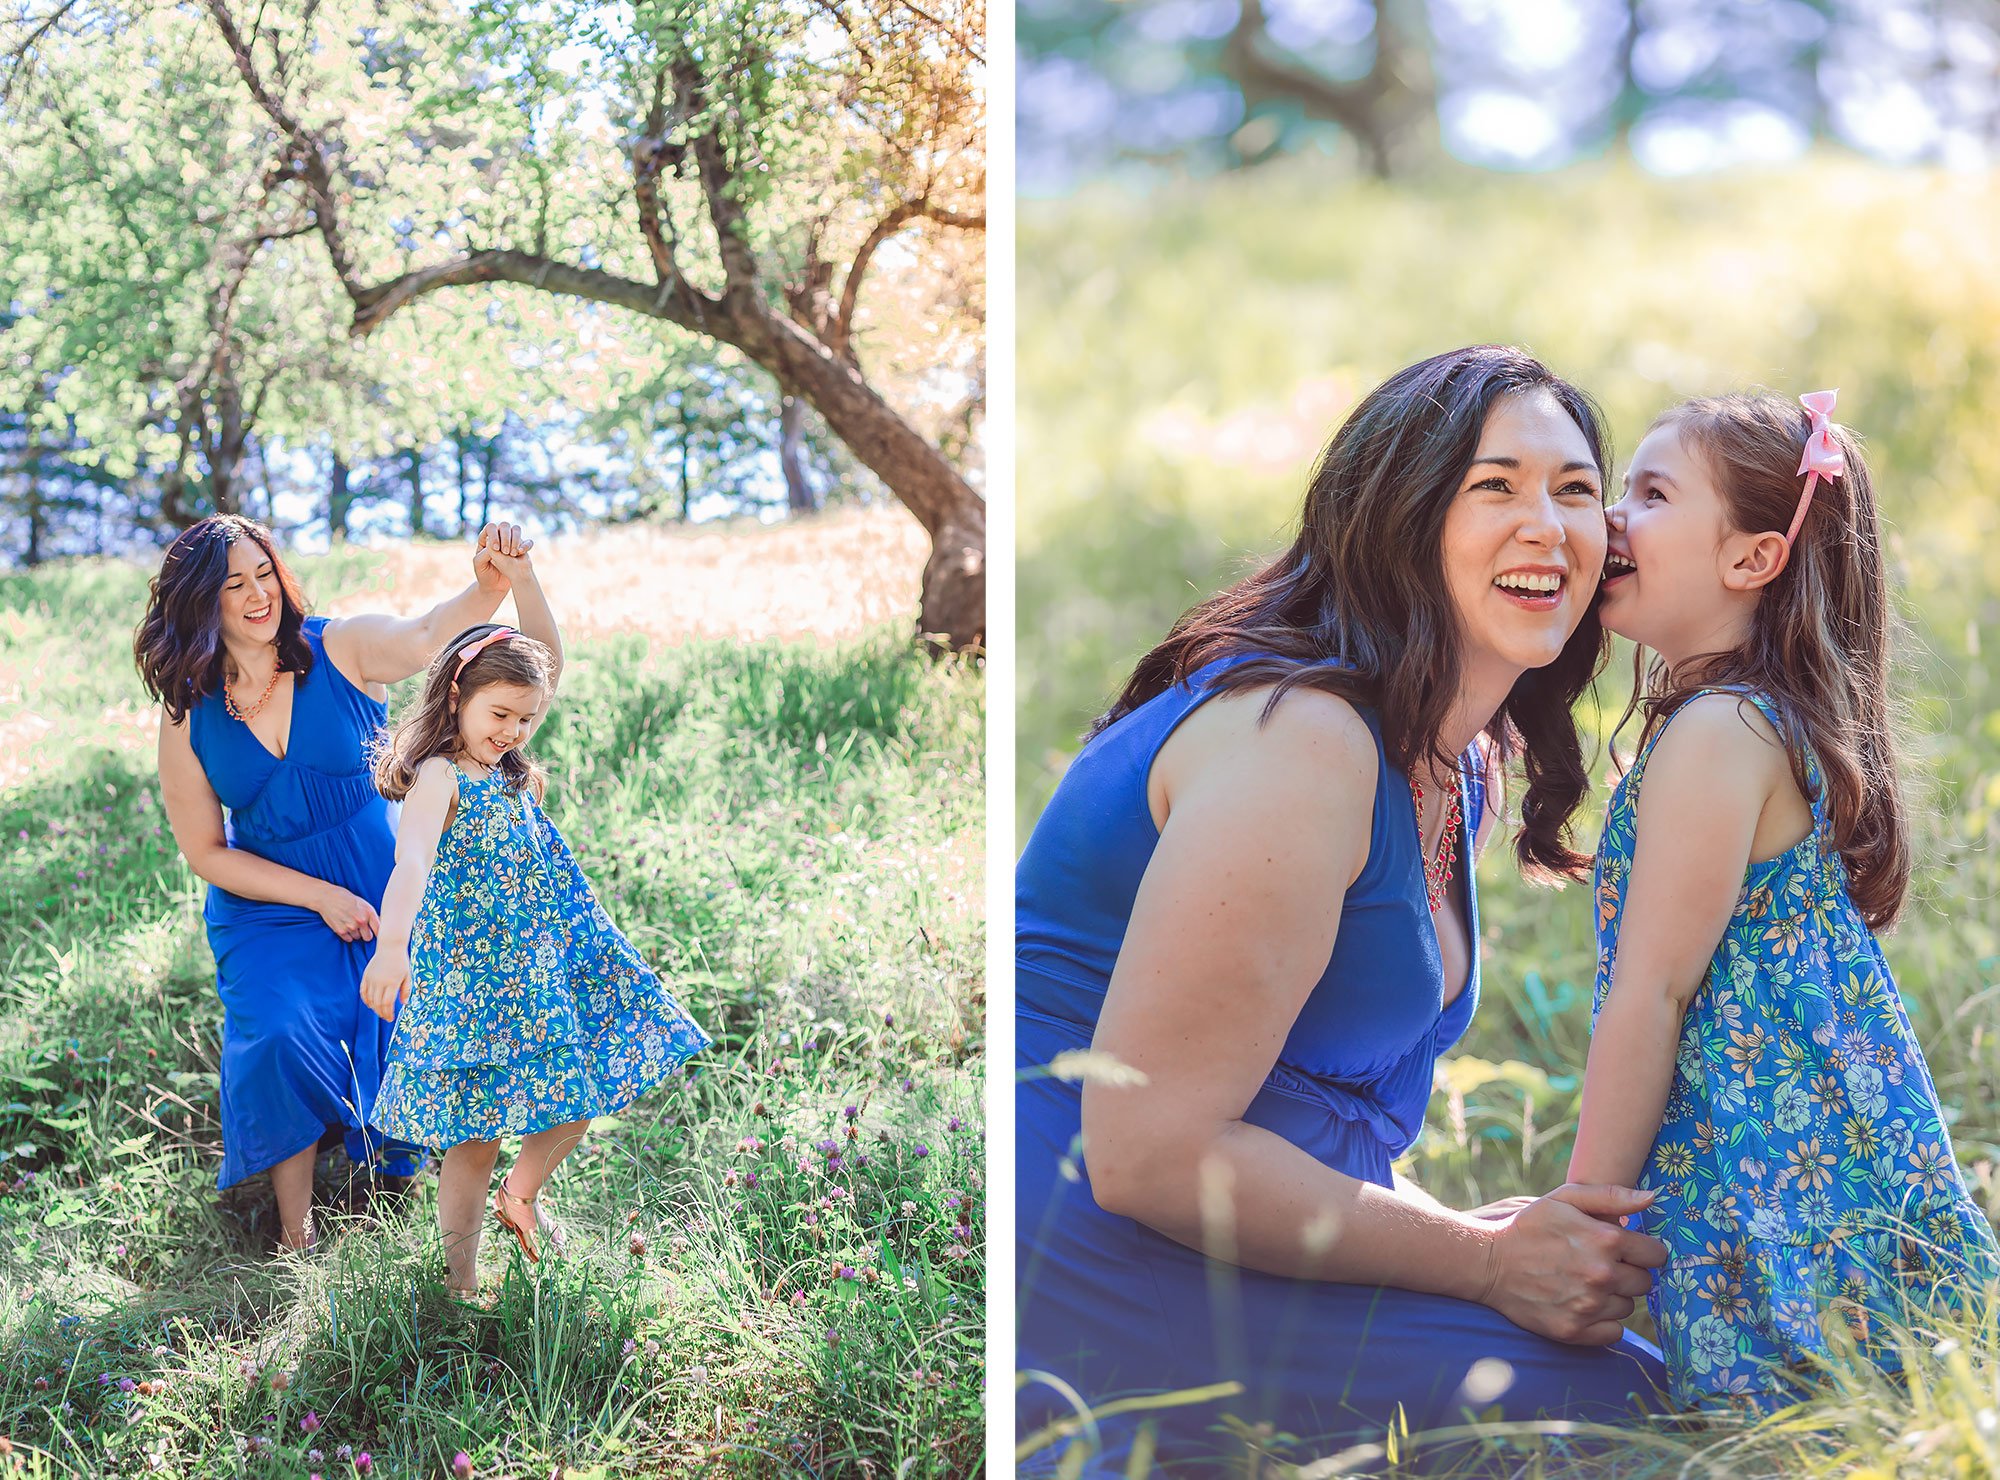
[371,762,712,1146]
[1592,688,1996,1413]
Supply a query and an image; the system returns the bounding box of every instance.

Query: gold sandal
[492,1176,565,1262]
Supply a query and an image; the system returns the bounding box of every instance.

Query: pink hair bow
[1785,389,1844,546]
[453,626,515,678]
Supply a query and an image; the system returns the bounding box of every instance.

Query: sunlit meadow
[0,512,985,1477]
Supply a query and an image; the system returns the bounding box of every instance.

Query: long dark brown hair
[1095,345,1613,882]
[372,623,556,803]
[1626,393,1908,928]
[134,515,314,724]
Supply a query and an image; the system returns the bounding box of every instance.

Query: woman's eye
[1559,482,1598,499]
[1477,476,1510,492]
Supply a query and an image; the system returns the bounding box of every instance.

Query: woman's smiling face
[217,536,283,648]
[1440,388,1608,686]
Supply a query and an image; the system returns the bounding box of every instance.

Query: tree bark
[779,393,816,514]
[407,446,426,537]
[328,456,352,542]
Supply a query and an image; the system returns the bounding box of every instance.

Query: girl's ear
[1723,529,1791,591]
[447,681,459,713]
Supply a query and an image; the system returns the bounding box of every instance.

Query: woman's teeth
[1605,552,1637,576]
[246,605,272,621]
[1493,572,1563,594]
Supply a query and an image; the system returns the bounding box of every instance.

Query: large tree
[191,0,985,648]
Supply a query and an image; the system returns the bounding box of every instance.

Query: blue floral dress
[371,760,712,1146]
[1593,688,1996,1412]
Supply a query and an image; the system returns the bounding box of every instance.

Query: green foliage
[1020,155,2000,1473]
[0,545,985,1474]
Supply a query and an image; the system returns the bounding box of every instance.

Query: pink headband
[452,626,515,678]
[1784,389,1845,547]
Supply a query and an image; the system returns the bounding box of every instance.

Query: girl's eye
[1645,487,1665,502]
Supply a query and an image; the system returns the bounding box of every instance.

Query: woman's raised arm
[322,523,529,689]
[1083,686,1665,1344]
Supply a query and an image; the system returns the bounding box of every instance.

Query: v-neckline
[233,666,299,764]
[1411,760,1477,1015]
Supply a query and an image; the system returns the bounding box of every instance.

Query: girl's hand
[473,523,532,594]
[484,544,535,588]
[1467,1194,1539,1222]
[1475,1183,1667,1345]
[359,946,411,1023]
[317,885,380,942]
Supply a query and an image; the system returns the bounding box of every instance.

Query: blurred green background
[1020,8,2000,1464]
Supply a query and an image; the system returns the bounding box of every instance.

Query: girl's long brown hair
[372,623,555,804]
[134,515,313,723]
[1096,345,1613,882]
[1627,394,1908,928]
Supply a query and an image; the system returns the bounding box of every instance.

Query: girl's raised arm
[360,757,457,1022]
[484,547,564,702]
[323,523,531,691]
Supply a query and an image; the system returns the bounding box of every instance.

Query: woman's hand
[316,884,381,943]
[1475,1183,1667,1345]
[472,522,532,595]
[483,543,536,589]
[359,945,411,1022]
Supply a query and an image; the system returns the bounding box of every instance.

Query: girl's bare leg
[438,1139,503,1292]
[270,1142,318,1251]
[495,1120,590,1254]
[503,1120,591,1202]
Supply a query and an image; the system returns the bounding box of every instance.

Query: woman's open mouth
[1601,550,1637,589]
[245,604,273,625]
[1492,569,1566,610]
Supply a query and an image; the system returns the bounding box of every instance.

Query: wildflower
[884,1012,894,1027]
[113,1244,128,1258]
[914,1143,929,1159]
[310,1452,325,1465]
[355,1454,374,1475]
[723,1169,739,1188]
[900,1200,916,1215]
[854,1155,868,1167]
[817,1139,837,1155]
[744,1173,759,1189]
[623,1339,638,1358]
[901,1077,914,1092]
[33,1378,47,1391]
[336,1445,354,1462]
[629,1232,648,1258]
[948,1117,962,1133]
[453,1453,474,1479]
[843,1106,858,1121]
[690,1364,708,1387]
[268,1369,291,1392]
[301,1411,322,1435]
[827,1155,844,1173]
[737,1136,762,1154]
[790,1291,806,1306]
[824,1328,839,1347]
[753,1101,767,1116]
[118,1378,136,1393]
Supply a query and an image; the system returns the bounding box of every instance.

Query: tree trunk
[328,456,352,542]
[677,394,694,522]
[778,393,816,514]
[407,446,426,537]
[739,307,984,649]
[456,435,473,535]
[479,441,495,529]
[207,372,247,514]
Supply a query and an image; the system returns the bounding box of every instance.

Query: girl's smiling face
[1601,420,1775,667]
[453,680,546,765]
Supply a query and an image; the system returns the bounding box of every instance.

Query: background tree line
[2,0,986,647]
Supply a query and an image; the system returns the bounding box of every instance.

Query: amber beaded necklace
[223,663,283,723]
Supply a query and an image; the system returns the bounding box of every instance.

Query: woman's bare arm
[157,713,379,940]
[321,522,528,689]
[1085,687,1664,1343]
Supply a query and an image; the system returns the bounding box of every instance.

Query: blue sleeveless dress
[188,615,422,1189]
[370,759,712,1146]
[1018,654,1666,1473]
[1592,688,1997,1412]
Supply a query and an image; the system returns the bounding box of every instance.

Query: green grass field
[0,540,985,1476]
[1019,157,2000,1476]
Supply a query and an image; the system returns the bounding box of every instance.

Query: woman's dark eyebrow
[1468,456,1599,474]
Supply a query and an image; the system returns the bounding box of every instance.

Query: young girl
[1570,389,1996,1412]
[361,547,712,1293]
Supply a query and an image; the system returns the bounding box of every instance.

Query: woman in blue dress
[139,513,534,1252]
[1017,348,1672,1474]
